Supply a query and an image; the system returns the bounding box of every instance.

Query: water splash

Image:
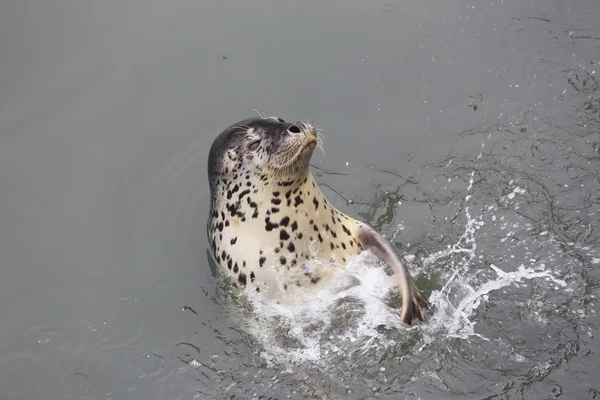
[423,263,566,343]
[243,170,567,366]
[420,172,567,343]
[245,251,405,366]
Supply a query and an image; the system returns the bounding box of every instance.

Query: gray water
[1,0,599,399]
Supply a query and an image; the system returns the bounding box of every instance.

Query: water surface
[0,0,599,398]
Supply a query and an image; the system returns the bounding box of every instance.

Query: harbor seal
[206,116,428,324]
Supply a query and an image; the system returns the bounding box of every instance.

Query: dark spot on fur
[259,256,266,267]
[230,237,237,245]
[227,259,232,270]
[238,189,250,200]
[313,197,319,210]
[265,217,279,231]
[341,242,346,249]
[291,221,298,231]
[287,242,295,252]
[280,216,290,226]
[280,256,287,265]
[250,271,255,282]
[233,263,239,273]
[238,272,247,286]
[318,233,323,243]
[294,196,303,207]
[310,276,321,284]
[280,230,290,240]
[271,198,281,205]
[226,202,238,217]
[342,225,351,236]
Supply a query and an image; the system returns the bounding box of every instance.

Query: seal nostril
[288,123,303,134]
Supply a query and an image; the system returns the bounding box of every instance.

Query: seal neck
[266,169,314,194]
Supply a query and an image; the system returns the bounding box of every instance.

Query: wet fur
[207,116,428,324]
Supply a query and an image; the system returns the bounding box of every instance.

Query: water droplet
[190,359,201,367]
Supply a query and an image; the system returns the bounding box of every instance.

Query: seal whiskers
[207,116,428,325]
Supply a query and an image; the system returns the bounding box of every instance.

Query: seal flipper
[357,224,428,325]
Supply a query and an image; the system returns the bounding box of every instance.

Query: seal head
[208,117,317,197]
[207,116,428,325]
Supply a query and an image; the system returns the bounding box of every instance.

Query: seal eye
[277,118,285,123]
[248,140,261,151]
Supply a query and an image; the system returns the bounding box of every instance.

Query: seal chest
[207,116,428,324]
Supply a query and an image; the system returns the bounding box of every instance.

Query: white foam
[245,251,405,365]
[243,170,568,366]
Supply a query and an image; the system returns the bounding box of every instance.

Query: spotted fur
[207,116,428,323]
[206,116,365,296]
